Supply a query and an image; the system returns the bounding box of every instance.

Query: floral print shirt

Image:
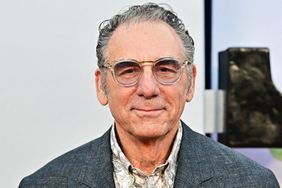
[110,123,182,188]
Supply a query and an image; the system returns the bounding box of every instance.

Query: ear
[95,69,108,105]
[186,65,196,102]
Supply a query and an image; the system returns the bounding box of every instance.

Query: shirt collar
[110,125,131,172]
[110,122,182,186]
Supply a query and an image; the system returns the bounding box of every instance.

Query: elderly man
[20,3,279,188]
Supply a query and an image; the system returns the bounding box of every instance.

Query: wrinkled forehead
[106,20,185,62]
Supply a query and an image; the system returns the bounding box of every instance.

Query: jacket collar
[173,121,215,187]
[79,128,115,188]
[79,122,217,187]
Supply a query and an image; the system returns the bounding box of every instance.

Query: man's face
[96,21,196,140]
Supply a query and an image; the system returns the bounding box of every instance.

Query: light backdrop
[0,1,205,187]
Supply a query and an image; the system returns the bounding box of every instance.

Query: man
[19,3,279,188]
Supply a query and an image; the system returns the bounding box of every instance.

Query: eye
[120,66,138,75]
[159,67,173,72]
[155,59,180,74]
[114,61,141,77]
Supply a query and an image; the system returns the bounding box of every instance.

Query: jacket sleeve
[265,169,280,188]
[19,176,68,188]
[18,176,91,188]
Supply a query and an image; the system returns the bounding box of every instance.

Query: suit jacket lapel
[76,123,217,187]
[174,122,215,188]
[78,128,115,188]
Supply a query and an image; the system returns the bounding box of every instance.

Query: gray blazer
[19,122,280,187]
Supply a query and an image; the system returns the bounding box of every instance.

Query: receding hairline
[104,20,187,63]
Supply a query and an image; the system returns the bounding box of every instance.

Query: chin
[133,132,166,141]
[131,123,170,139]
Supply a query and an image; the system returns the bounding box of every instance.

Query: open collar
[76,122,218,187]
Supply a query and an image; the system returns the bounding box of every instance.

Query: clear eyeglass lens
[114,61,141,85]
[154,59,181,83]
[113,59,182,86]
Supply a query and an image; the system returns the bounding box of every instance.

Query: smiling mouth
[131,108,165,117]
[135,108,161,111]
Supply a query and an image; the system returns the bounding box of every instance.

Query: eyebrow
[112,56,178,63]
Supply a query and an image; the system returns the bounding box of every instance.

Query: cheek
[108,92,126,109]
[161,87,186,110]
[166,82,189,112]
[107,93,129,124]
[107,86,136,112]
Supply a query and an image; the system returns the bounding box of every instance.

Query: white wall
[0,0,205,187]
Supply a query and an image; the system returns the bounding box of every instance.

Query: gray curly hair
[96,3,195,92]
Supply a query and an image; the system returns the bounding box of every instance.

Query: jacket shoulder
[203,136,278,186]
[180,124,280,187]
[19,130,111,187]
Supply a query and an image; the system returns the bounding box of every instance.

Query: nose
[136,66,160,99]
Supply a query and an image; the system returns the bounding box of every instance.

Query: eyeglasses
[101,57,191,87]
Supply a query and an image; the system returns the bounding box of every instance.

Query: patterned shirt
[110,123,182,188]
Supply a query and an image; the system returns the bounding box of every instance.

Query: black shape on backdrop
[204,0,212,89]
[218,48,282,147]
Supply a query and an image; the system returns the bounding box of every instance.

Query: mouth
[131,107,165,117]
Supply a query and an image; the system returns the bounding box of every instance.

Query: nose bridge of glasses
[139,60,156,68]
[138,61,156,77]
[136,61,158,84]
[140,63,155,76]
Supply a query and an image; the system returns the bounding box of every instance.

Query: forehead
[107,21,185,61]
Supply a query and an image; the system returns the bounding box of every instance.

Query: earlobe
[95,69,108,105]
[186,65,196,102]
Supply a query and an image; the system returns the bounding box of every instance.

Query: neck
[115,124,179,175]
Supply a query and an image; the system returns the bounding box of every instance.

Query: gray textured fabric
[19,121,280,188]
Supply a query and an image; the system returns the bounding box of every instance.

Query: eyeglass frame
[100,57,191,87]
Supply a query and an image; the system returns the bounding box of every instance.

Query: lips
[131,107,165,117]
